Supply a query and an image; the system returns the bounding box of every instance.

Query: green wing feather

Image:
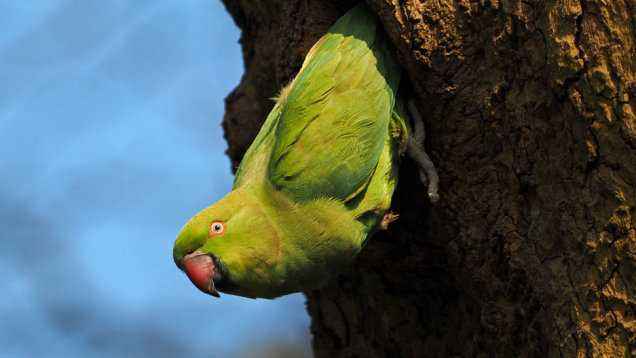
[233,102,282,189]
[266,5,401,202]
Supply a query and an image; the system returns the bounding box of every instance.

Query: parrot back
[235,4,401,206]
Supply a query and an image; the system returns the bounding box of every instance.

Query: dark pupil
[214,224,222,231]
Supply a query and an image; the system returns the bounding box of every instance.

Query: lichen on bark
[220,0,636,356]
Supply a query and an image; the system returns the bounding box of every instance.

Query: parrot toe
[380,211,399,230]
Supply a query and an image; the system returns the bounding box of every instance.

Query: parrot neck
[243,182,367,296]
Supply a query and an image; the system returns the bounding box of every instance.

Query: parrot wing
[233,102,282,189]
[267,6,400,203]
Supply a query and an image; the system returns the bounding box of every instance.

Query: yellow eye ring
[210,221,225,236]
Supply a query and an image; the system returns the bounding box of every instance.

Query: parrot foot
[406,100,440,203]
[380,211,400,230]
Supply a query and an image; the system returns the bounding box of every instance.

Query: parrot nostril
[174,256,185,271]
[174,250,193,271]
[174,243,202,271]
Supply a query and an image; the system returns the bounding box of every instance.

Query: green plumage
[173,5,408,299]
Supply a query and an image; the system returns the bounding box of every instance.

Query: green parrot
[173,4,438,299]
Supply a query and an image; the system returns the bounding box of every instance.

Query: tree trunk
[220,0,636,356]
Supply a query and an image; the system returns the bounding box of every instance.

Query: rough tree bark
[220,0,636,356]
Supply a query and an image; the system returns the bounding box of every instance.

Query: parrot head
[173,189,282,299]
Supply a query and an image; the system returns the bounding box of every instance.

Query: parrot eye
[210,221,225,236]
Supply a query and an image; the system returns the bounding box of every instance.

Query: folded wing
[267,6,400,203]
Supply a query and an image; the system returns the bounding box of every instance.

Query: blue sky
[0,1,310,357]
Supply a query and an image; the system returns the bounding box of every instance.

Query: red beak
[181,251,220,297]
